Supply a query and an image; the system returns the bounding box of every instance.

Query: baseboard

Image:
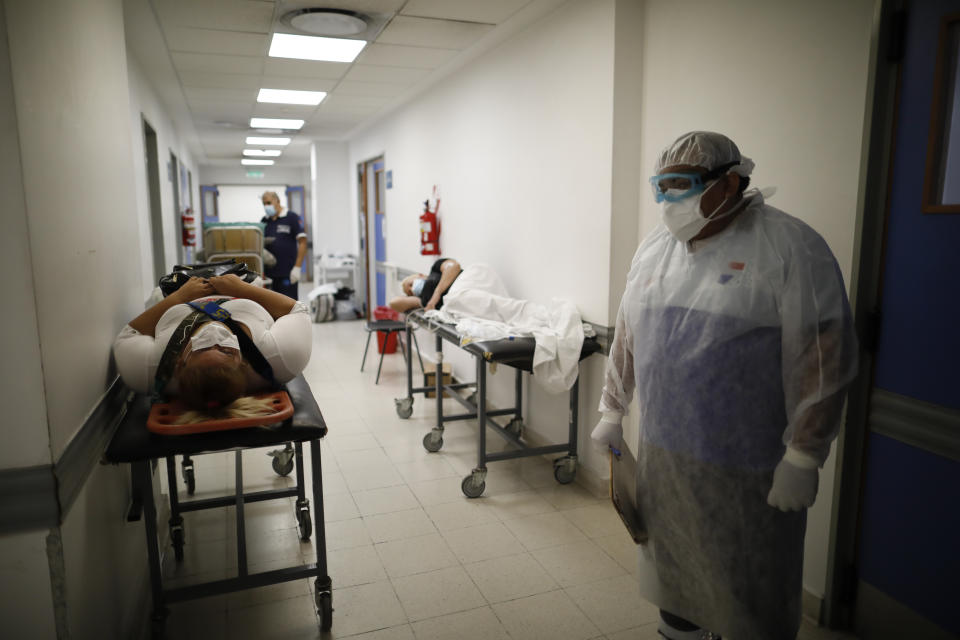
[802,589,823,625]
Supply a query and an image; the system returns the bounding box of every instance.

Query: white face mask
[660,180,733,242]
[190,322,240,352]
[411,278,426,296]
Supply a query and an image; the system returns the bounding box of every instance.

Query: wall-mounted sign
[386,170,393,189]
[246,170,265,178]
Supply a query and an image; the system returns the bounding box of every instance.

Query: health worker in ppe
[592,131,857,640]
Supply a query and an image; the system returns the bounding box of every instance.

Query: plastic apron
[616,197,855,640]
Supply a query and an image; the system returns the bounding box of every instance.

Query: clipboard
[610,446,648,544]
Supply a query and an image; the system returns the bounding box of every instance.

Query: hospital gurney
[394,310,601,497]
[103,375,333,637]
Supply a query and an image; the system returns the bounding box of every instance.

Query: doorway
[829,2,960,638]
[356,155,386,320]
[169,151,183,264]
[142,118,165,283]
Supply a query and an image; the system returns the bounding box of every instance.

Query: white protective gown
[600,194,857,640]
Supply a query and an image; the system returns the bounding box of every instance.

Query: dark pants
[269,276,299,300]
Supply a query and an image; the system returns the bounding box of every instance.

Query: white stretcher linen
[430,265,584,393]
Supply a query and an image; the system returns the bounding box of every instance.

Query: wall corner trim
[0,378,131,534]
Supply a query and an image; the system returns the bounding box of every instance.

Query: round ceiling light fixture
[281,9,368,37]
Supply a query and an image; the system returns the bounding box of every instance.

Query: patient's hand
[173,277,214,302]
[209,274,247,297]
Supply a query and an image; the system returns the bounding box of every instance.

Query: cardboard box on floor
[423,362,452,398]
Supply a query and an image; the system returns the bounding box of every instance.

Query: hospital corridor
[1,0,958,639]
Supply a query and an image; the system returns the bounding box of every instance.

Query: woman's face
[178,322,242,370]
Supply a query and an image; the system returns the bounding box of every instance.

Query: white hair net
[654,131,755,178]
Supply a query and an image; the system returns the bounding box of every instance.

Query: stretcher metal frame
[104,375,332,638]
[394,311,600,497]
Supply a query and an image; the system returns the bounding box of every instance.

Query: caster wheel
[461,475,486,498]
[183,467,196,495]
[506,418,524,438]
[272,456,294,477]
[466,391,478,405]
[297,508,313,541]
[423,432,443,452]
[316,591,333,632]
[171,526,185,562]
[553,463,576,485]
[395,398,414,419]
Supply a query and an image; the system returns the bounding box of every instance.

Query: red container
[373,306,400,354]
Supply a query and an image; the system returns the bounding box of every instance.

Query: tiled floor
[157,318,859,640]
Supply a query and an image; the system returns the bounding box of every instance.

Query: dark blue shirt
[261,211,302,278]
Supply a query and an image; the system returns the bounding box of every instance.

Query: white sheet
[428,266,585,393]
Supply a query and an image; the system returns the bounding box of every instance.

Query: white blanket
[427,265,585,394]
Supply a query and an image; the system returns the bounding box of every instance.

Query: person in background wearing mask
[593,131,857,640]
[261,190,307,299]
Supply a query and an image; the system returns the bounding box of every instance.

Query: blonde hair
[173,395,280,425]
[261,191,280,204]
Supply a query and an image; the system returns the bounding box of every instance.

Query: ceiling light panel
[246,136,291,146]
[269,33,367,63]
[250,117,304,130]
[243,149,282,157]
[257,88,327,105]
[241,159,275,165]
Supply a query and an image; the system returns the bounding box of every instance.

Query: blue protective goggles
[649,162,739,203]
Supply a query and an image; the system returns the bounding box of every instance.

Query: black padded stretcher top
[104,374,326,463]
[407,311,602,372]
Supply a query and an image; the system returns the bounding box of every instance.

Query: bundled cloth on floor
[424,264,585,394]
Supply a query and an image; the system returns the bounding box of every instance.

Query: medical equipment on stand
[419,186,441,255]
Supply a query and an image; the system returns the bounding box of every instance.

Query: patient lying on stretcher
[389,258,463,313]
[113,274,312,423]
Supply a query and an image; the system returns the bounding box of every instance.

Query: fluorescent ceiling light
[244,149,282,157]
[257,88,326,106]
[269,33,366,63]
[250,117,304,130]
[241,159,275,166]
[246,136,291,146]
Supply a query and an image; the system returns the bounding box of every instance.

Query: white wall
[634,0,876,601]
[349,0,615,320]
[2,0,160,635]
[346,0,616,486]
[311,141,353,257]
[0,0,48,471]
[0,531,56,638]
[217,184,287,223]
[127,54,201,294]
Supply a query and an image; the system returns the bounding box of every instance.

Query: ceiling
[127,0,552,168]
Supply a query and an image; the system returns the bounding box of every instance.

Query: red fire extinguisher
[419,187,440,255]
[181,207,196,247]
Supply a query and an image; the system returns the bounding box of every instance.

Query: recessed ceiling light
[241,159,275,166]
[283,9,368,37]
[257,88,327,106]
[269,33,366,63]
[250,117,304,130]
[246,136,291,146]
[243,149,282,157]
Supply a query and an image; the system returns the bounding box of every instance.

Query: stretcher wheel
[316,590,333,631]
[553,460,576,485]
[297,508,312,541]
[171,526,185,561]
[395,397,414,419]
[183,467,196,495]
[461,475,486,498]
[423,431,443,452]
[506,418,524,438]
[272,456,294,477]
